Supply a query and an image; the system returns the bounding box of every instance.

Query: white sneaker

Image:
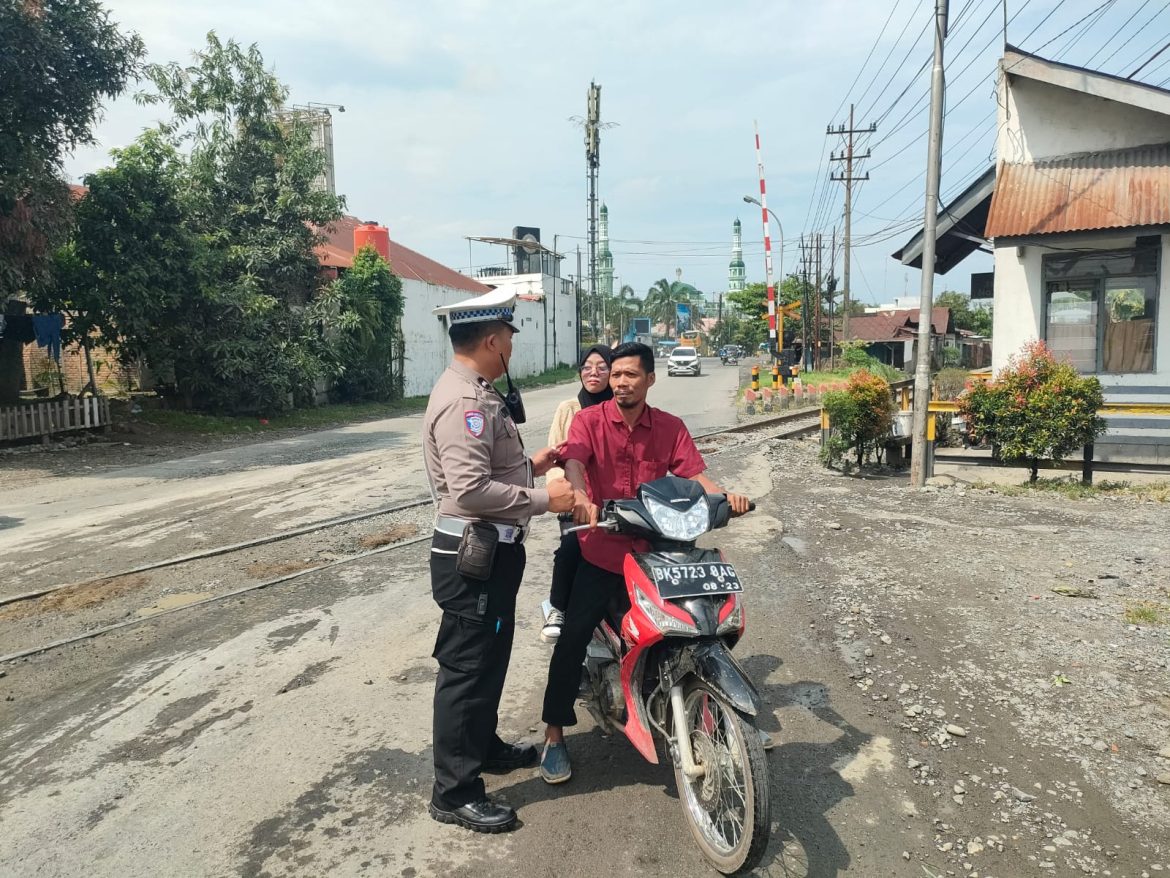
[540,609,565,643]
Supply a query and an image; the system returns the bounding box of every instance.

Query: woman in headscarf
[540,344,613,642]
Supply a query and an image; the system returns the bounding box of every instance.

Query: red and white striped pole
[754,121,777,361]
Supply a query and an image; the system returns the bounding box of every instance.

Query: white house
[895,47,1170,461]
[319,218,577,398]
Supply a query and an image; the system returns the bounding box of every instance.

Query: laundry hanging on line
[32,314,65,361]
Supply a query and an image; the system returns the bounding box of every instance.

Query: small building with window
[896,47,1170,459]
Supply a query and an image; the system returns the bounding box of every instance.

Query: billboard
[675,303,692,334]
[632,317,651,335]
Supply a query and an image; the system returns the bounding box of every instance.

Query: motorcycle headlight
[715,599,744,635]
[643,495,710,541]
[633,584,698,636]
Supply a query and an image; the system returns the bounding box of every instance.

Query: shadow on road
[0,516,22,530]
[743,654,869,878]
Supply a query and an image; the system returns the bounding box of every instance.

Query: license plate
[650,562,742,599]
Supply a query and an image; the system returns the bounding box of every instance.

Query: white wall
[399,277,578,398]
[991,231,1170,392]
[998,75,1170,163]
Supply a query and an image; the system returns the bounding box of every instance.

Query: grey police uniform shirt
[423,360,550,525]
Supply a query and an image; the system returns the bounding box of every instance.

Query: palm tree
[615,284,641,341]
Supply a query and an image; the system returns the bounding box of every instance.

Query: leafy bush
[934,368,970,400]
[958,340,1105,482]
[329,246,405,402]
[820,369,895,469]
[840,340,871,368]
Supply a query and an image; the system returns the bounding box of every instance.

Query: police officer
[423,288,576,833]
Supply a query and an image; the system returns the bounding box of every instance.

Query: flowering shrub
[821,369,895,469]
[958,340,1105,482]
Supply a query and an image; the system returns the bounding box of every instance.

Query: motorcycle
[551,476,770,875]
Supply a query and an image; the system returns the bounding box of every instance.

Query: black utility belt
[435,516,526,582]
[434,515,527,544]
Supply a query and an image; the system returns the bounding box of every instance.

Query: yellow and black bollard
[751,365,760,393]
[925,413,937,479]
[820,409,831,449]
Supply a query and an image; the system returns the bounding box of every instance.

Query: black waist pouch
[456,521,499,581]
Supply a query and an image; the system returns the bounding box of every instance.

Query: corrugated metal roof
[317,215,490,294]
[840,308,952,343]
[985,143,1170,238]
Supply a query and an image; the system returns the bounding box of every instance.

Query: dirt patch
[0,574,151,622]
[244,560,318,579]
[356,523,419,549]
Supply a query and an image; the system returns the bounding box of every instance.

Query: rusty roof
[985,143,1170,238]
[840,308,952,343]
[316,215,490,294]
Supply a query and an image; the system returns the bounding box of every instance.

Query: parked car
[667,346,702,377]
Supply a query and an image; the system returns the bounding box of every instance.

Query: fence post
[1082,444,1094,486]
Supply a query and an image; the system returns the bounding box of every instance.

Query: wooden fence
[0,397,111,443]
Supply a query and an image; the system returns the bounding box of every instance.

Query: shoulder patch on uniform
[464,410,486,437]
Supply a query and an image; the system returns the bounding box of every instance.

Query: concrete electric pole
[829,104,876,345]
[910,0,949,488]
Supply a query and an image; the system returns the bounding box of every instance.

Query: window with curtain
[1042,245,1158,374]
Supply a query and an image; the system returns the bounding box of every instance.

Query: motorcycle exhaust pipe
[670,684,707,779]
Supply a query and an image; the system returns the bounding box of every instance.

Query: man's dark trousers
[541,557,626,727]
[430,531,525,809]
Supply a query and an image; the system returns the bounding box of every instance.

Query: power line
[1129,38,1170,78]
[1098,1,1170,68]
[1084,0,1150,66]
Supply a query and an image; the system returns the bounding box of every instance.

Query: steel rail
[1,414,821,664]
[0,535,432,665]
[0,496,433,610]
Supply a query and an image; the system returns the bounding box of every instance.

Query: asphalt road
[8,358,906,878]
[0,359,741,599]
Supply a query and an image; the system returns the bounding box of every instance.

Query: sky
[65,0,1170,306]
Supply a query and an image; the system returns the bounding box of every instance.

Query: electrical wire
[1084,0,1149,66]
[1097,1,1170,68]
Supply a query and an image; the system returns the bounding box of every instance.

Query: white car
[667,346,702,376]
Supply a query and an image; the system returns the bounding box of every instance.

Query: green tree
[958,340,1105,482]
[35,131,198,391]
[1,0,143,299]
[132,33,347,411]
[328,245,405,401]
[643,277,695,337]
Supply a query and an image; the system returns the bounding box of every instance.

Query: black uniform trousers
[541,557,627,728]
[548,530,582,612]
[430,529,526,810]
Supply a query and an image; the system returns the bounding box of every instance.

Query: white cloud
[64,0,1120,299]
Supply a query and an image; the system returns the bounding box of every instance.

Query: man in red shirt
[538,342,750,784]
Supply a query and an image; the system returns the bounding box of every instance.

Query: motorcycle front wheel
[673,679,771,875]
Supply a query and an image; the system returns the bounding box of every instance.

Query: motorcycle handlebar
[556,496,755,525]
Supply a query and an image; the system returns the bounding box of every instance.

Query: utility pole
[815,232,823,371]
[585,82,601,347]
[828,225,838,368]
[829,104,876,346]
[911,0,949,488]
[799,235,812,370]
[576,246,584,358]
[717,293,724,346]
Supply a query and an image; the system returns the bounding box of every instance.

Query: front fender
[690,641,762,717]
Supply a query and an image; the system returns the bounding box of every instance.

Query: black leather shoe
[429,797,517,833]
[483,742,538,772]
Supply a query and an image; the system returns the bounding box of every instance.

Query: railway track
[0,411,820,664]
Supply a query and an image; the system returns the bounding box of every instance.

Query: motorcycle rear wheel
[673,679,771,875]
